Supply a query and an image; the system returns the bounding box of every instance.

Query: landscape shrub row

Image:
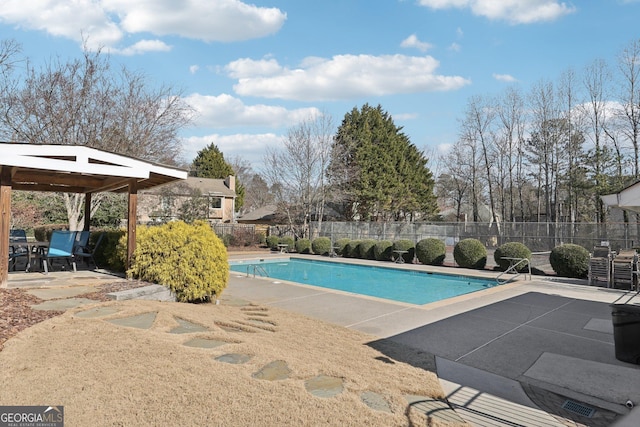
[267,235,592,279]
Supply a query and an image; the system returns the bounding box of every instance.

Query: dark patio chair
[74,232,104,269]
[73,231,90,255]
[36,230,77,274]
[8,229,28,271]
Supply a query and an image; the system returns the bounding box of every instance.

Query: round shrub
[311,237,332,255]
[416,238,446,266]
[295,238,311,254]
[494,242,531,272]
[392,239,415,263]
[128,220,228,303]
[335,238,351,256]
[344,240,361,258]
[358,239,377,259]
[453,238,487,269]
[279,236,295,251]
[374,240,393,261]
[549,244,589,278]
[266,235,279,250]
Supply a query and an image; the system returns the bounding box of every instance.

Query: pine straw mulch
[0,280,150,352]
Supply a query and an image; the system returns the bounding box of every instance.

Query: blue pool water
[230,258,498,305]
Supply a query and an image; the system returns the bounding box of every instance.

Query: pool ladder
[496,258,531,284]
[246,265,269,278]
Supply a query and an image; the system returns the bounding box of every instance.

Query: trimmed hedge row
[264,235,593,279]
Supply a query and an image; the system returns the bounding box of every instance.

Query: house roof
[237,204,278,222]
[142,176,236,197]
[602,180,640,213]
[2,142,188,193]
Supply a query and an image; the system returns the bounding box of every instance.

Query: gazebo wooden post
[84,192,92,232]
[126,180,138,271]
[0,167,12,288]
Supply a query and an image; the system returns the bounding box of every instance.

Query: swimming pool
[229,258,498,305]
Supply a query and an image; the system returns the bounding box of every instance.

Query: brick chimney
[224,175,236,192]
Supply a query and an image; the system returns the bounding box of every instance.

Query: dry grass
[0,298,465,427]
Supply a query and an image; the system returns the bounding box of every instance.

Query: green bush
[96,228,126,272]
[344,240,361,258]
[295,238,311,254]
[494,242,531,272]
[453,238,487,269]
[335,238,351,256]
[34,224,69,241]
[358,239,377,259]
[392,239,415,263]
[279,236,295,251]
[374,240,393,261]
[311,237,332,256]
[127,221,228,303]
[266,235,279,250]
[416,238,446,266]
[549,244,589,278]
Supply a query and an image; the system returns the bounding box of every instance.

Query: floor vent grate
[561,400,596,418]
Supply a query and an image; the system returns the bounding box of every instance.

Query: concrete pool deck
[226,253,640,426]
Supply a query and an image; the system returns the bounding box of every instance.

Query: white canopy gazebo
[602,181,640,214]
[0,143,188,287]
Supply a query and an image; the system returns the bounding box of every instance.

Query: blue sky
[2,0,640,170]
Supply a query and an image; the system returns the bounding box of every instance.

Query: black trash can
[611,303,640,365]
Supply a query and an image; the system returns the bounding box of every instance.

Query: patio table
[393,250,408,264]
[9,241,48,272]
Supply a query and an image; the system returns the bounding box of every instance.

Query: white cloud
[184,93,320,128]
[181,133,280,164]
[418,0,576,24]
[116,39,172,56]
[448,42,462,52]
[493,73,517,82]
[0,0,286,52]
[394,112,419,121]
[227,54,471,101]
[189,65,200,74]
[400,34,433,52]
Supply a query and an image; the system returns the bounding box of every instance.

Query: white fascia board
[2,154,149,179]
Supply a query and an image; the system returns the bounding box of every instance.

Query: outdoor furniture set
[8,229,103,274]
[589,245,639,290]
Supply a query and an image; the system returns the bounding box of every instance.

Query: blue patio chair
[36,230,77,274]
[9,229,28,271]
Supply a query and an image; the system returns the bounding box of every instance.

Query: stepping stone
[216,323,245,333]
[304,375,344,398]
[28,286,97,300]
[247,318,274,326]
[252,360,291,381]
[31,298,96,311]
[361,391,392,413]
[107,312,157,329]
[74,306,121,318]
[169,317,209,334]
[215,353,252,364]
[182,338,228,349]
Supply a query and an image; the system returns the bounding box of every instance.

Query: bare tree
[0,45,193,230]
[262,113,334,238]
[616,39,640,179]
[582,59,614,223]
[460,95,500,228]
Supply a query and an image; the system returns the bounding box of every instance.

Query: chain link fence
[306,221,640,253]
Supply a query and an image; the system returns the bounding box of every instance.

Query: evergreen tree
[328,104,437,220]
[191,143,244,211]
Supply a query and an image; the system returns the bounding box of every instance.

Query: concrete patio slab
[524,353,640,408]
